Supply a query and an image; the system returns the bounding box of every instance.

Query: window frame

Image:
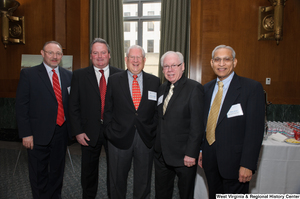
[123,0,161,47]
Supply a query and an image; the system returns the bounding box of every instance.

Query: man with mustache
[16,41,72,198]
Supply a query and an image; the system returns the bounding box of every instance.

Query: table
[194,138,300,198]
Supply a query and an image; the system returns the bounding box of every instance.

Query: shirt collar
[94,65,109,73]
[44,62,58,73]
[127,70,142,79]
[167,73,185,88]
[217,71,234,89]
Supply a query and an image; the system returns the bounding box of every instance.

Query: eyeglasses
[163,63,182,70]
[44,51,63,57]
[128,56,143,61]
[213,57,233,64]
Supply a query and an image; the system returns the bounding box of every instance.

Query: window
[123,0,161,76]
[147,40,154,53]
[147,22,154,31]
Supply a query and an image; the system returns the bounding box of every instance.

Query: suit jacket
[154,76,204,167]
[104,70,160,150]
[202,73,265,179]
[16,63,72,145]
[69,65,122,147]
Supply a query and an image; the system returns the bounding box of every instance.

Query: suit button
[135,113,138,116]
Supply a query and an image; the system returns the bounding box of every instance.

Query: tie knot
[218,81,223,88]
[133,75,138,80]
[170,84,174,90]
[100,70,104,75]
[52,69,56,73]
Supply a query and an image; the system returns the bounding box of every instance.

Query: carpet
[0,148,179,199]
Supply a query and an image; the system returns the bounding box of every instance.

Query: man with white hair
[154,51,204,199]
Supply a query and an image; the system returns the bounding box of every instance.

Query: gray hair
[90,38,111,54]
[43,41,63,52]
[212,45,236,59]
[160,51,184,67]
[126,45,145,58]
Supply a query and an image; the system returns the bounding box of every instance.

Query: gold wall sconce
[258,0,287,45]
[0,0,25,49]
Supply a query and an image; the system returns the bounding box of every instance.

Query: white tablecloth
[194,138,300,198]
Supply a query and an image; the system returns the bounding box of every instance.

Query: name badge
[157,95,163,106]
[227,103,243,118]
[148,91,157,101]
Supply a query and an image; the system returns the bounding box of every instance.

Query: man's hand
[76,133,90,146]
[22,136,34,149]
[198,152,203,168]
[184,155,196,167]
[239,166,253,183]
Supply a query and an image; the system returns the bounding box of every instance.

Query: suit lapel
[164,76,187,115]
[86,66,100,97]
[158,82,167,115]
[38,64,56,100]
[109,65,116,75]
[58,67,68,102]
[217,74,241,125]
[119,70,135,109]
[204,80,216,125]
[139,71,148,109]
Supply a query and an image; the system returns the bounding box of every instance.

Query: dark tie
[99,70,106,120]
[132,75,141,110]
[206,81,224,145]
[52,69,65,126]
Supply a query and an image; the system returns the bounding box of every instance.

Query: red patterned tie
[132,75,141,110]
[52,69,65,126]
[99,70,106,119]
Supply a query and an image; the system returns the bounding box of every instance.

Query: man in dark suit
[69,38,122,199]
[198,45,265,198]
[104,45,160,199]
[16,41,72,199]
[154,51,204,199]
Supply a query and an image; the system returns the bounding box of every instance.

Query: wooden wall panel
[190,0,300,104]
[0,0,89,97]
[65,0,90,71]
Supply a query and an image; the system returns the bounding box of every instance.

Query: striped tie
[52,69,65,126]
[163,84,174,115]
[206,81,223,145]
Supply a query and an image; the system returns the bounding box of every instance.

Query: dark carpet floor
[0,147,179,199]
